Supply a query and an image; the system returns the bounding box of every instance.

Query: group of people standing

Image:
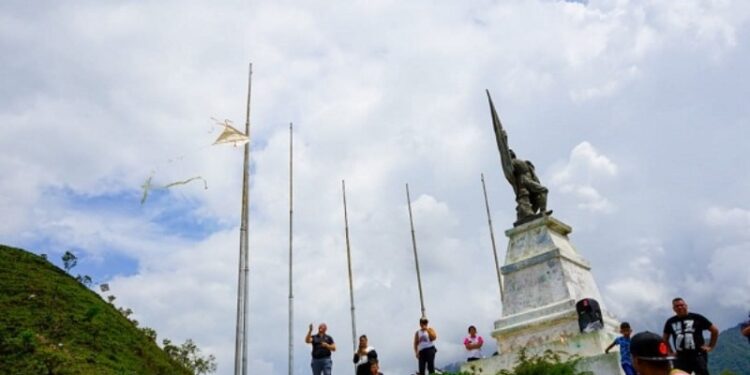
[305,322,383,375]
[606,297,719,375]
[305,317,484,375]
[307,297,729,375]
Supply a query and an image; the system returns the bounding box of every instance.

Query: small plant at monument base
[498,349,591,375]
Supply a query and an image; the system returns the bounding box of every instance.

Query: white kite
[211,118,249,147]
[138,117,246,205]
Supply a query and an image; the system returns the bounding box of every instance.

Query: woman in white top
[463,325,484,361]
[413,317,437,374]
[353,334,377,375]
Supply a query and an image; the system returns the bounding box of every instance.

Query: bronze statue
[486,90,550,225]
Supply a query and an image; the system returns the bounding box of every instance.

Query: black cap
[630,331,674,361]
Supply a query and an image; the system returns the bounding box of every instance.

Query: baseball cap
[630,331,674,361]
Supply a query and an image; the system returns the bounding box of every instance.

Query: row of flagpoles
[229,64,506,375]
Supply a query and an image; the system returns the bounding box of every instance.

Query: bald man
[306,323,336,375]
[663,298,718,375]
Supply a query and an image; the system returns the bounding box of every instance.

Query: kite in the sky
[211,118,249,147]
[140,117,246,205]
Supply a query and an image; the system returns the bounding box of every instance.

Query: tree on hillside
[62,251,77,273]
[75,274,92,287]
[61,251,93,287]
[162,338,217,375]
[141,327,158,342]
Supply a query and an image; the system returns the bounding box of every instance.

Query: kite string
[140,117,246,204]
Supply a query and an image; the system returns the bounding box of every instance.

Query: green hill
[710,323,750,374]
[0,244,192,375]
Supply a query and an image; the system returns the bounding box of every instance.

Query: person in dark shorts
[662,297,718,375]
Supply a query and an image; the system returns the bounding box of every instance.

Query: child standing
[605,322,636,375]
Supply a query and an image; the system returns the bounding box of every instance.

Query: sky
[1,0,750,374]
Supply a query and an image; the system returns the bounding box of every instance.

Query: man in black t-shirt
[662,297,719,375]
[306,323,336,375]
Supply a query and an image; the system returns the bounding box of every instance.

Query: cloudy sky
[2,0,750,374]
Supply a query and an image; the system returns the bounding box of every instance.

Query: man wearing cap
[630,331,688,375]
[662,297,718,375]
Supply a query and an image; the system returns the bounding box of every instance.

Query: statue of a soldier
[486,90,550,225]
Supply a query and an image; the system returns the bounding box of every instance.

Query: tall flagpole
[288,122,294,375]
[234,63,252,375]
[342,180,357,355]
[481,173,504,304]
[406,183,426,318]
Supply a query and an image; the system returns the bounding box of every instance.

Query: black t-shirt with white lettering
[663,312,712,356]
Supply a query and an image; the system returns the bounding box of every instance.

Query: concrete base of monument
[459,327,623,375]
[494,298,619,355]
[578,352,624,375]
[459,214,624,375]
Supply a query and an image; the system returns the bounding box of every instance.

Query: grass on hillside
[0,244,192,375]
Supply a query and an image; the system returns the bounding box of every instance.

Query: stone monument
[461,93,622,374]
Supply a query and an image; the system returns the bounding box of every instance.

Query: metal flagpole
[481,173,504,304]
[342,180,357,356]
[406,183,426,318]
[288,122,294,375]
[234,63,252,375]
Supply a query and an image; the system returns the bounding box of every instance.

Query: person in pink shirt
[463,325,484,362]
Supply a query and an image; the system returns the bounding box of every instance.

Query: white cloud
[3,1,750,374]
[602,238,674,328]
[705,206,750,233]
[606,278,670,314]
[706,243,750,308]
[550,142,618,213]
[700,207,750,309]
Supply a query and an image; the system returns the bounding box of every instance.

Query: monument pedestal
[461,216,622,375]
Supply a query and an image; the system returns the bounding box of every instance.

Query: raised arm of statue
[486,90,518,194]
[486,90,551,224]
